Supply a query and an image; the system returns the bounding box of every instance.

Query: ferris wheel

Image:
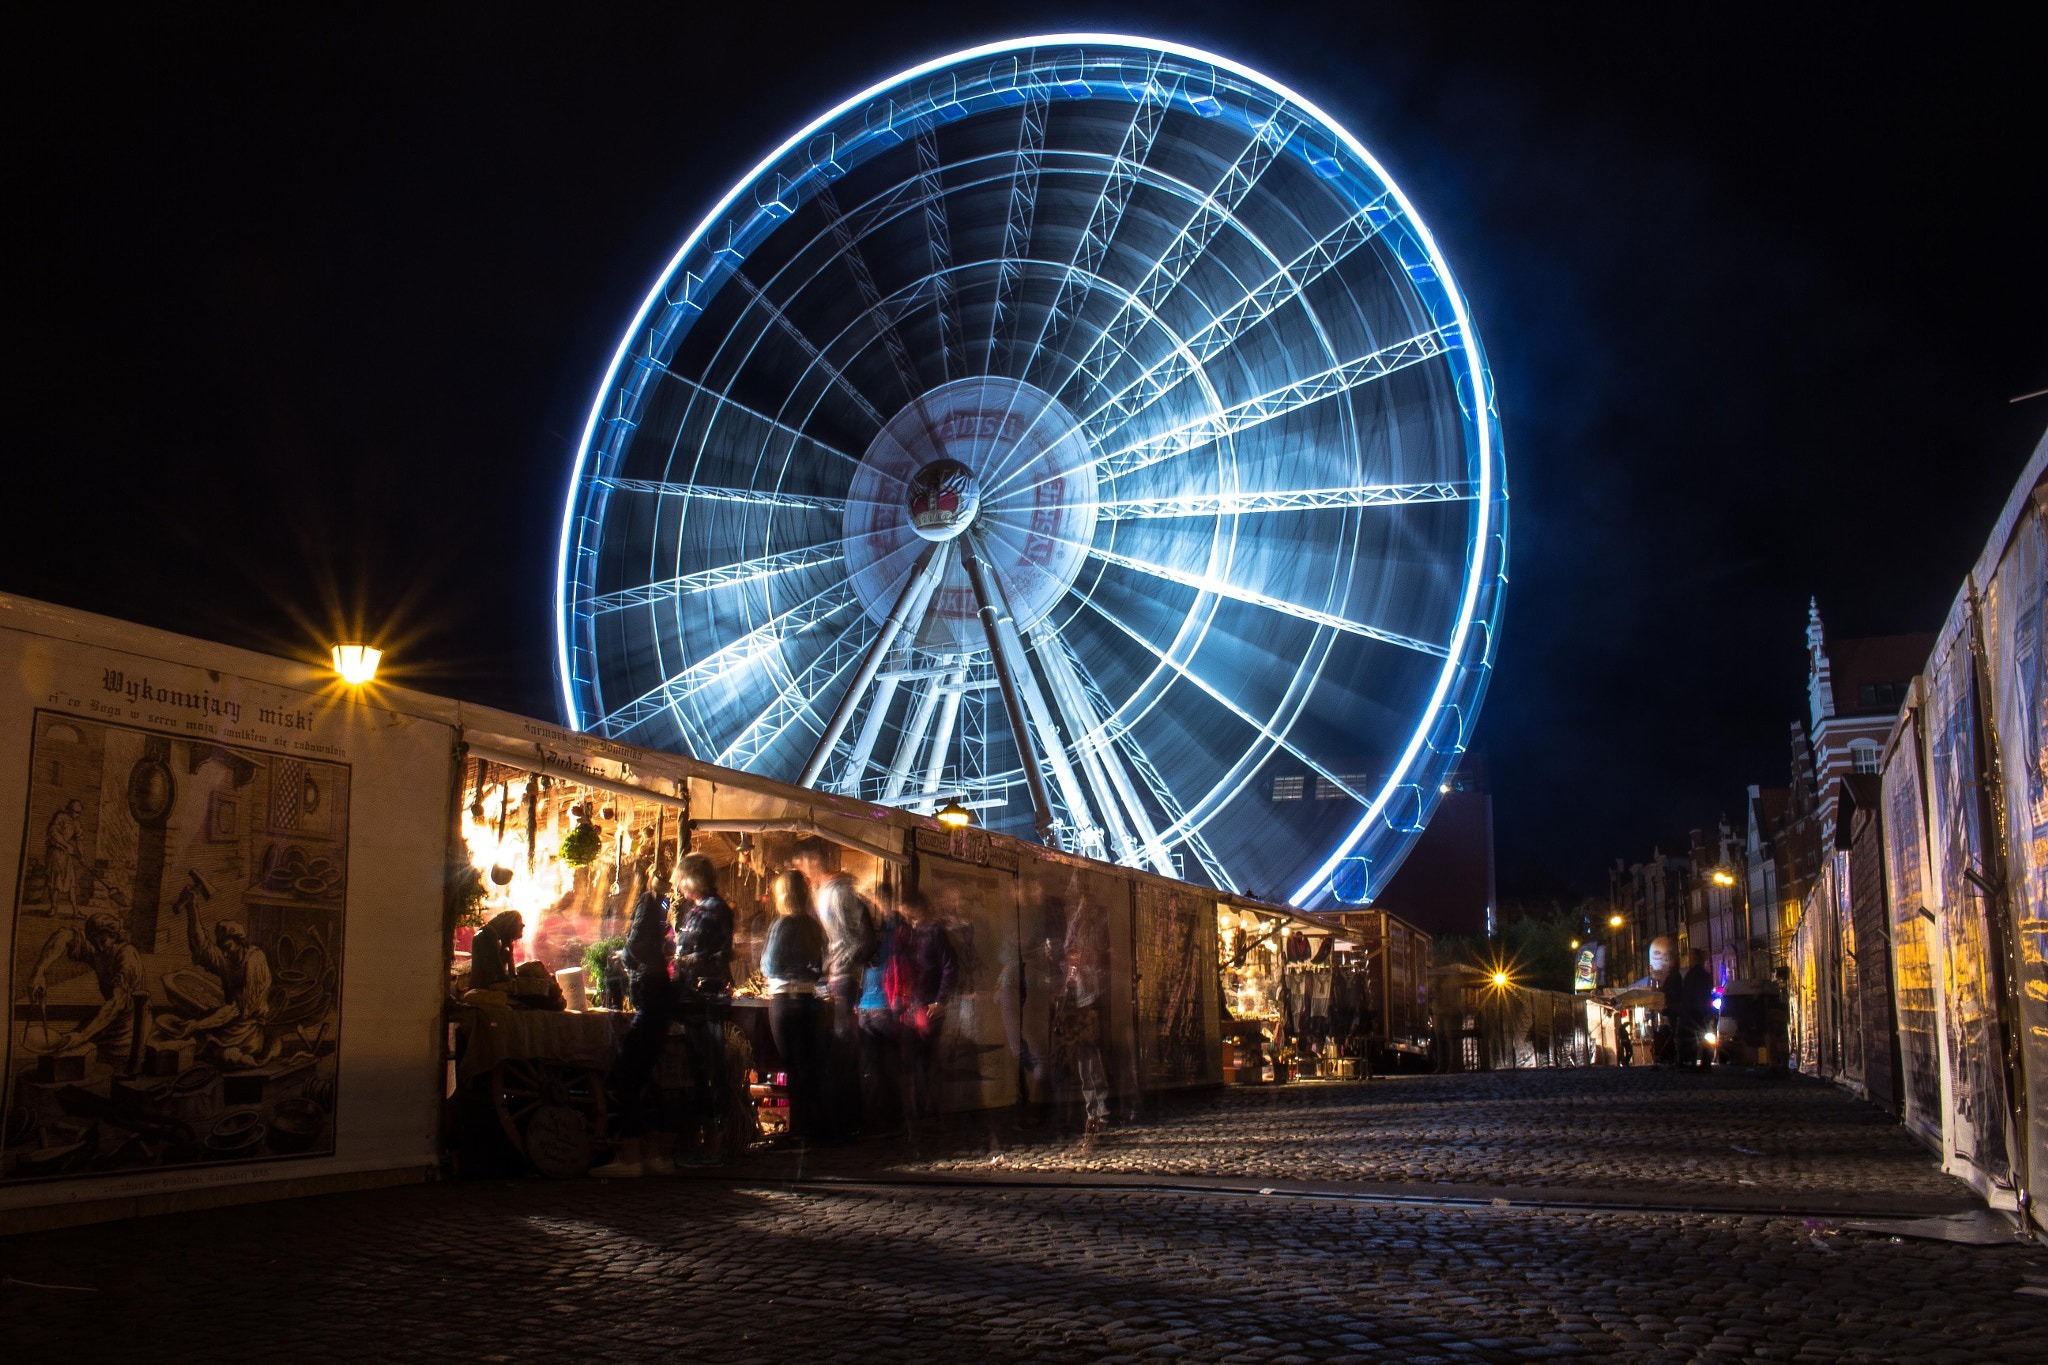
[556,35,1506,907]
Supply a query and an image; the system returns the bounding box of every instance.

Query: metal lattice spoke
[1091,482,1479,521]
[587,544,849,615]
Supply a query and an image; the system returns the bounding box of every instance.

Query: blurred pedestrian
[857,883,909,1137]
[672,853,734,1162]
[595,868,675,1177]
[1616,1018,1634,1067]
[792,838,875,1140]
[898,888,958,1129]
[763,868,826,1143]
[1054,878,1111,1137]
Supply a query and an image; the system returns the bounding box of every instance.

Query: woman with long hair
[762,867,826,1142]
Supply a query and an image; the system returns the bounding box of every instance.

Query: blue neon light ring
[556,34,1507,907]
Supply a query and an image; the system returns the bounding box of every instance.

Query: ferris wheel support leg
[798,542,948,789]
[1034,627,1176,878]
[834,674,901,797]
[962,539,1061,847]
[919,659,968,798]
[1029,623,1138,865]
[882,677,944,803]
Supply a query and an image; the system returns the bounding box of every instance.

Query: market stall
[1217,900,1350,1082]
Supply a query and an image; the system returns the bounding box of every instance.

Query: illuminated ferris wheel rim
[555,33,1504,907]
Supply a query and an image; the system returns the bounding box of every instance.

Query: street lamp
[935,797,972,829]
[1608,913,1624,928]
[1710,868,1736,888]
[331,644,381,686]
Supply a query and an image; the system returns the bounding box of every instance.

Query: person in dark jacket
[594,869,674,1177]
[1678,949,1716,1071]
[763,869,826,1142]
[897,888,959,1127]
[469,910,523,990]
[673,853,734,1161]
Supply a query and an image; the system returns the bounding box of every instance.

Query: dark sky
[8,4,2043,895]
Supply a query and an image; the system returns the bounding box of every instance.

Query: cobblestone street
[5,1070,2043,1362]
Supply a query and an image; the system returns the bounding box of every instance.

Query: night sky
[9,4,2043,896]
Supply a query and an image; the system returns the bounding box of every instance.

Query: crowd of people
[591,838,973,1176]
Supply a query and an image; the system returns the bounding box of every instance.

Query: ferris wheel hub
[904,459,980,541]
[844,375,1099,650]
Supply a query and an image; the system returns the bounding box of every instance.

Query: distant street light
[1711,868,1737,887]
[1492,970,1509,988]
[1608,913,1624,929]
[935,797,972,829]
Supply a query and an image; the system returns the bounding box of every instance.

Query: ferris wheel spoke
[1049,527,1450,658]
[730,270,891,430]
[594,479,849,512]
[981,194,1404,507]
[1091,323,1457,486]
[1019,64,1177,390]
[587,543,850,615]
[587,581,860,739]
[1051,113,1295,415]
[913,125,965,387]
[1094,192,1404,432]
[715,616,880,770]
[1080,482,1480,522]
[986,89,1049,376]
[1074,593,1372,808]
[816,183,924,403]
[640,366,864,469]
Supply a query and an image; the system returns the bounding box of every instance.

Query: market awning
[461,735,688,810]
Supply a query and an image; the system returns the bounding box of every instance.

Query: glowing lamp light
[1608,913,1624,929]
[1711,869,1737,887]
[1491,971,1509,988]
[935,798,972,830]
[331,644,382,686]
[1570,939,1580,950]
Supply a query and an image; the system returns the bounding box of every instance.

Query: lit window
[1272,775,1304,801]
[1316,774,1371,800]
[1850,741,1880,775]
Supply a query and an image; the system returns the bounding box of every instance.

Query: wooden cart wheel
[488,1058,607,1178]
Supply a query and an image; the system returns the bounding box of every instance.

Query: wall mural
[4,711,347,1182]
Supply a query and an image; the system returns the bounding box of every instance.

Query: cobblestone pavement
[6,1070,2045,1362]
[784,1068,1983,1214]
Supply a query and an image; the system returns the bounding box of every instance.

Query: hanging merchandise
[525,778,538,872]
[489,781,513,885]
[561,803,603,867]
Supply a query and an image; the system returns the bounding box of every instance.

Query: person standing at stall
[898,888,958,1134]
[791,838,874,1141]
[593,869,675,1178]
[856,883,909,1138]
[673,854,734,1163]
[763,869,826,1144]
